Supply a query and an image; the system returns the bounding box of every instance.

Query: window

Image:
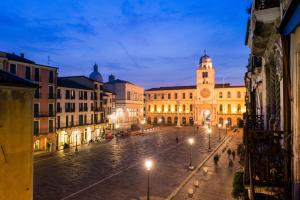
[71,115,74,126]
[237,104,241,112]
[148,105,150,111]
[49,71,54,83]
[154,105,157,112]
[168,93,171,99]
[183,104,185,111]
[25,66,31,80]
[10,64,16,74]
[202,71,208,78]
[48,86,54,99]
[190,93,193,99]
[71,90,75,99]
[174,93,177,99]
[34,121,39,135]
[162,94,164,99]
[34,88,40,99]
[65,90,70,99]
[91,114,94,124]
[227,91,231,98]
[95,84,98,89]
[57,89,61,99]
[57,102,61,113]
[48,104,54,116]
[34,68,40,81]
[84,91,87,100]
[219,104,223,112]
[162,105,164,112]
[219,92,223,98]
[190,104,193,111]
[34,104,39,117]
[175,105,178,112]
[66,116,69,127]
[127,91,131,100]
[57,116,60,129]
[84,115,87,124]
[79,115,83,125]
[237,91,241,98]
[48,120,54,132]
[182,93,185,99]
[154,94,157,99]
[168,105,171,112]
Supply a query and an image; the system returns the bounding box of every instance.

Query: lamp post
[75,133,78,152]
[188,138,195,170]
[218,123,221,141]
[145,159,153,200]
[208,128,212,151]
[224,120,228,135]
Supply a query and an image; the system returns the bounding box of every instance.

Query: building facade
[244,0,300,199]
[145,54,246,127]
[0,52,58,152]
[0,70,38,200]
[104,75,144,129]
[56,71,108,149]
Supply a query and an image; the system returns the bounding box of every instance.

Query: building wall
[0,86,35,200]
[0,58,57,152]
[290,26,300,198]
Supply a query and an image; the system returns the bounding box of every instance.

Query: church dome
[199,53,212,65]
[89,63,103,83]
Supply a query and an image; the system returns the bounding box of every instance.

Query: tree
[232,171,244,199]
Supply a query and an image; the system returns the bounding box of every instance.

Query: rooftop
[147,83,244,91]
[105,78,134,85]
[0,70,38,88]
[58,77,93,90]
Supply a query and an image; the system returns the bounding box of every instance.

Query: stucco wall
[0,87,34,200]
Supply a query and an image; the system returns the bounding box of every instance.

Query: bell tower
[195,52,216,126]
[196,53,215,102]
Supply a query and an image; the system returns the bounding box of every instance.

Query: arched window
[182,117,186,125]
[219,104,223,112]
[237,104,241,112]
[219,92,223,98]
[227,91,231,98]
[237,91,241,98]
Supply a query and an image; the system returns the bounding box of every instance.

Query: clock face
[200,88,211,98]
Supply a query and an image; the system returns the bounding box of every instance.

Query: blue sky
[1,0,250,89]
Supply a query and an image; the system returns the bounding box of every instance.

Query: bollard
[194,180,199,187]
[188,188,194,198]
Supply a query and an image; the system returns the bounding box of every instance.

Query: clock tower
[195,53,216,125]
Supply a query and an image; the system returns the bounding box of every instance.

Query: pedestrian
[176,136,179,144]
[232,150,236,160]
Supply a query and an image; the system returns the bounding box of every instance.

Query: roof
[103,89,116,95]
[105,79,134,85]
[214,83,245,88]
[146,84,245,91]
[0,70,38,88]
[147,85,196,91]
[58,77,93,90]
[0,51,58,69]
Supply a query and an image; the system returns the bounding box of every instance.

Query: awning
[280,1,300,36]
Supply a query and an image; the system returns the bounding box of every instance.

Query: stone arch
[182,117,186,125]
[161,116,165,124]
[147,117,151,124]
[167,117,172,124]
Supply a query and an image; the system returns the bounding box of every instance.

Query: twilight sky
[1,0,250,89]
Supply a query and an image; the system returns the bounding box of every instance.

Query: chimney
[20,53,24,58]
[109,74,115,82]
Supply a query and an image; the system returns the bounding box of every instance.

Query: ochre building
[145,54,246,127]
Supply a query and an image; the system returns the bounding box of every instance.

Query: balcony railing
[254,0,280,10]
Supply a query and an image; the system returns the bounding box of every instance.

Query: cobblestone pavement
[34,126,226,200]
[171,129,243,200]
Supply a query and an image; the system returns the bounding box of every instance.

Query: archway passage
[174,117,178,125]
[189,117,194,125]
[154,117,158,124]
[167,117,172,124]
[182,117,186,125]
[227,117,232,127]
[161,117,165,124]
[237,118,243,128]
[202,109,211,125]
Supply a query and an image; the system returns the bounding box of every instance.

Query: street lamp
[188,138,195,170]
[145,159,153,200]
[218,123,221,141]
[75,133,78,152]
[208,128,212,151]
[224,120,228,135]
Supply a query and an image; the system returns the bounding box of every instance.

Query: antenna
[203,49,207,55]
[47,56,51,66]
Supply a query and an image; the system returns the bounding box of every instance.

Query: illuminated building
[145,53,246,127]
